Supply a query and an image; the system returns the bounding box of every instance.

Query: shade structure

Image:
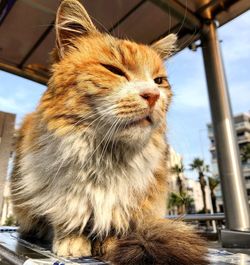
[0,0,250,245]
[0,0,249,84]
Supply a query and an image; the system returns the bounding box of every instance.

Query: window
[237,132,245,137]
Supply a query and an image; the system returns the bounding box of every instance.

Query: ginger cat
[11,0,207,264]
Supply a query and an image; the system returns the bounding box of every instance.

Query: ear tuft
[55,0,97,59]
[151,34,177,59]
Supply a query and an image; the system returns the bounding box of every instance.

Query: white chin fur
[116,125,152,144]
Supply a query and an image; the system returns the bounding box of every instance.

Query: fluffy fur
[11,0,208,264]
[95,219,208,265]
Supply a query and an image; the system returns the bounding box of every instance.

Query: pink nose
[140,89,160,108]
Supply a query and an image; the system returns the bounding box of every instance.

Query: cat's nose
[140,88,160,108]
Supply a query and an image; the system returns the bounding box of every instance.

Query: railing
[238,134,250,142]
[166,213,225,222]
[242,163,250,171]
[235,122,250,130]
[167,213,226,237]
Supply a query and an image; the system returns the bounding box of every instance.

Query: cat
[11,0,208,264]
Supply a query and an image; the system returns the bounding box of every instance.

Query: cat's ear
[151,34,177,59]
[55,0,97,59]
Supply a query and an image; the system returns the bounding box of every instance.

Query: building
[0,111,16,224]
[167,146,184,193]
[186,178,212,213]
[0,181,14,225]
[207,112,250,212]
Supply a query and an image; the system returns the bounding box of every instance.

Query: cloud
[221,40,250,62]
[0,95,37,127]
[229,82,250,114]
[172,78,209,109]
[166,49,209,110]
[219,12,250,66]
[0,70,45,125]
[0,97,25,115]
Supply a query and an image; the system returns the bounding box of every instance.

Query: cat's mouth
[124,116,152,128]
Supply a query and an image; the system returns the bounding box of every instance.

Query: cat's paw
[92,236,117,257]
[53,235,91,257]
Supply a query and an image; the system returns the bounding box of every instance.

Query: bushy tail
[102,219,208,265]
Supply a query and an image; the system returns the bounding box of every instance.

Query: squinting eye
[101,63,126,78]
[154,77,165,85]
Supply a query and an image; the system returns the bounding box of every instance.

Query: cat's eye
[101,63,126,78]
[154,77,165,85]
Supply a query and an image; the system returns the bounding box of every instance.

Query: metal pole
[201,21,250,231]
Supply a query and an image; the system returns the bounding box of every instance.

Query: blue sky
[0,11,249,179]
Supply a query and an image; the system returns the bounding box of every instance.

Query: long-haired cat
[11,0,207,264]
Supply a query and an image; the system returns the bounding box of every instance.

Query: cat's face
[44,0,176,145]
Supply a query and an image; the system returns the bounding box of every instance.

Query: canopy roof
[0,0,249,84]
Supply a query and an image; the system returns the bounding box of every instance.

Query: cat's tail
[102,219,208,265]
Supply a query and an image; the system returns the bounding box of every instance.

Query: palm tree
[190,158,209,213]
[208,177,220,213]
[168,192,194,214]
[171,163,184,194]
[168,192,183,214]
[241,143,250,163]
[181,192,194,213]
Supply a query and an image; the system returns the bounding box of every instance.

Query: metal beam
[109,0,146,33]
[167,213,225,222]
[0,62,48,85]
[215,0,250,27]
[0,0,16,26]
[201,21,250,231]
[18,22,54,68]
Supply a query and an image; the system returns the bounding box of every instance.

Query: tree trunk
[211,191,217,213]
[177,175,183,195]
[180,204,185,214]
[201,187,207,213]
[199,172,207,213]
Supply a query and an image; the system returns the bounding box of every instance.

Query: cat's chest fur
[21,131,161,235]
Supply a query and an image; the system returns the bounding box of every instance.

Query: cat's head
[44,0,176,145]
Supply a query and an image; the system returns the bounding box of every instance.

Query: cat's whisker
[109,118,123,160]
[176,0,188,36]
[51,112,117,183]
[168,2,172,35]
[180,26,200,50]
[99,118,121,164]
[90,16,109,33]
[73,115,119,179]
[19,114,97,153]
[86,109,116,149]
[76,117,121,178]
[26,109,112,154]
[71,112,103,132]
[20,129,54,153]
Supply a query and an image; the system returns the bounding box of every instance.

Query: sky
[0,11,249,179]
